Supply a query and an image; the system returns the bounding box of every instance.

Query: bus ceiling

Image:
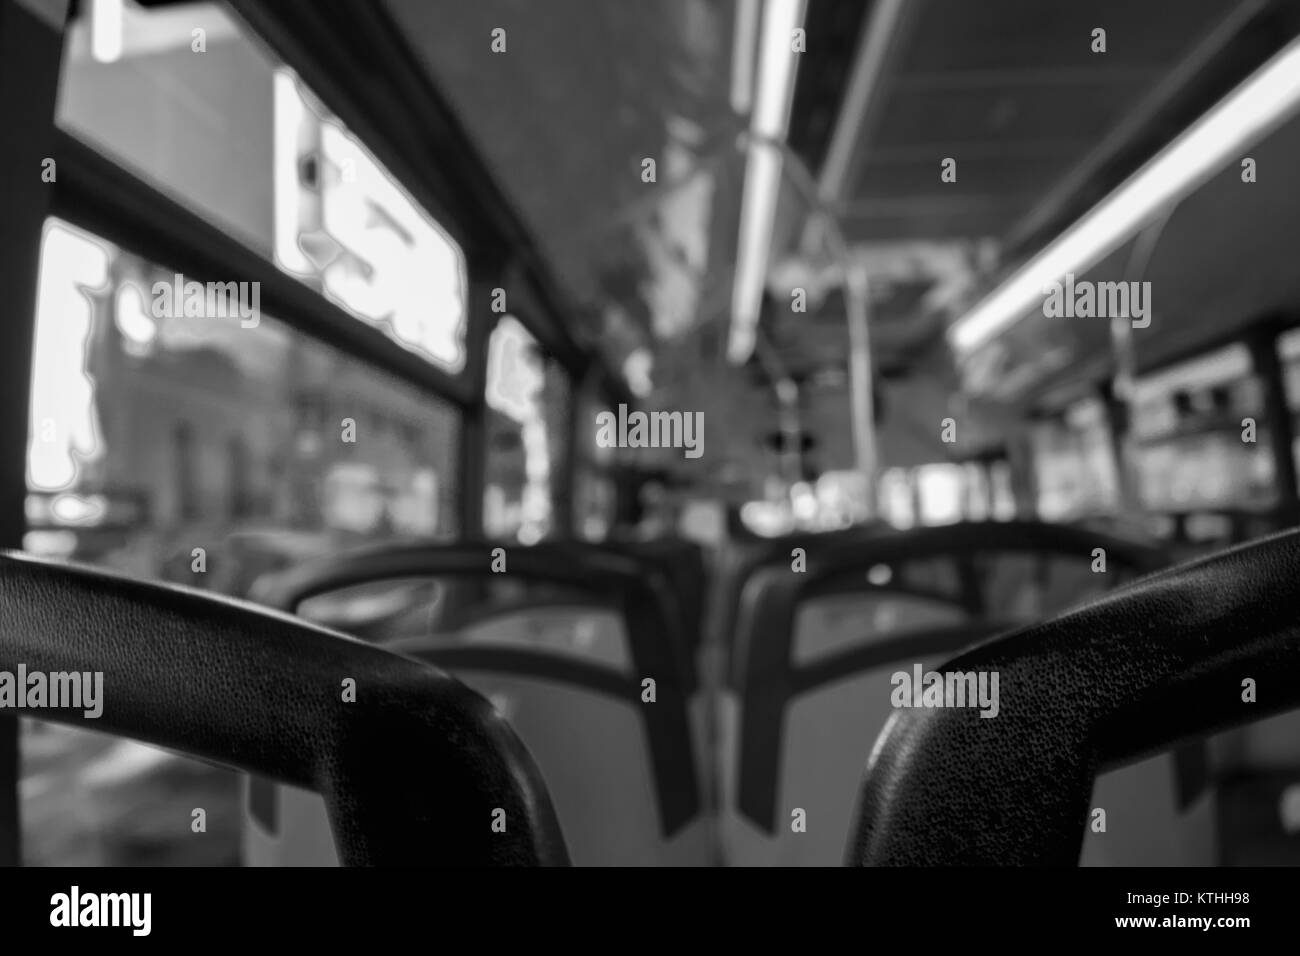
[122,0,1300,480]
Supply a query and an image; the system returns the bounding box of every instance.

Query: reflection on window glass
[58,2,277,255]
[21,218,460,866]
[1134,431,1271,513]
[272,72,467,372]
[484,317,553,542]
[58,1,468,373]
[1127,346,1269,513]
[1032,401,1119,522]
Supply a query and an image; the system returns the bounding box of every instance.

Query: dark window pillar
[459,259,503,538]
[0,0,72,867]
[1248,326,1300,527]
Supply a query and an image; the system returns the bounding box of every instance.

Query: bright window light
[486,317,543,424]
[949,36,1300,355]
[916,463,964,526]
[274,69,468,372]
[273,71,312,276]
[623,348,655,398]
[29,222,109,492]
[90,0,124,64]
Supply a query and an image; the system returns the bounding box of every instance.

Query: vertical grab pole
[1107,208,1172,518]
[763,134,878,519]
[1105,315,1141,517]
[844,260,878,518]
[587,128,885,519]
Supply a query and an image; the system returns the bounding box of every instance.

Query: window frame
[0,0,613,864]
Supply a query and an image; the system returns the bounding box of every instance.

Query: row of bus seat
[239,522,1228,866]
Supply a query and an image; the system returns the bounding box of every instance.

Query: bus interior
[3,0,1300,867]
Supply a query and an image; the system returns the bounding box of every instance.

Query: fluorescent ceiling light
[751,0,805,140]
[728,0,807,364]
[949,35,1300,355]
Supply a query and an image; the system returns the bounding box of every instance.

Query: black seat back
[0,551,568,866]
[244,541,707,866]
[720,521,1172,866]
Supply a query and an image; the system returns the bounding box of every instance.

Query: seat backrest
[709,525,889,675]
[242,541,709,867]
[717,521,1196,866]
[0,551,568,867]
[602,538,708,654]
[847,527,1300,866]
[557,537,707,689]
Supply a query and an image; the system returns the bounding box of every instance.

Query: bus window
[56,1,469,375]
[57,3,276,256]
[542,359,573,535]
[21,218,460,865]
[1130,345,1271,525]
[484,316,560,543]
[915,463,965,526]
[1031,398,1121,522]
[571,380,617,540]
[1277,327,1300,483]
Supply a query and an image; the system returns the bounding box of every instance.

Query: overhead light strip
[728,0,807,364]
[948,35,1300,355]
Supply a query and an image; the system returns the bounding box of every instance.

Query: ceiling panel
[900,0,1239,74]
[870,83,1149,150]
[381,0,736,368]
[832,0,1243,247]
